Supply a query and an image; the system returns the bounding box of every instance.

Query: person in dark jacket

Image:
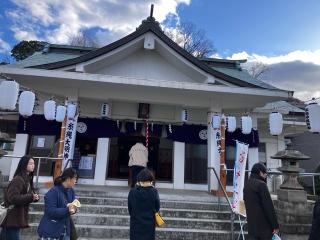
[243,163,279,240]
[37,168,78,240]
[309,198,320,240]
[128,168,160,240]
[0,155,39,240]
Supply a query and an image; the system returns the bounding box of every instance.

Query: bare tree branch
[68,30,100,48]
[245,62,270,79]
[165,21,216,58]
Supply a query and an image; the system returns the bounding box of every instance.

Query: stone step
[23,223,247,240]
[30,203,231,219]
[37,196,230,211]
[29,212,243,231]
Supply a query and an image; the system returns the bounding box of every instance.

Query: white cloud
[228,49,320,66]
[7,0,190,45]
[0,38,11,54]
[226,50,320,101]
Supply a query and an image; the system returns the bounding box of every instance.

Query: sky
[0,0,320,101]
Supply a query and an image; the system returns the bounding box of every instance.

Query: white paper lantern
[241,115,252,134]
[227,116,236,133]
[0,80,19,110]
[101,103,110,118]
[67,103,77,119]
[269,112,283,136]
[305,102,320,133]
[44,100,56,120]
[181,109,188,122]
[212,114,221,129]
[56,105,66,122]
[18,91,35,117]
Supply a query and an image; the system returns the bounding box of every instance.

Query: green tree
[11,40,47,61]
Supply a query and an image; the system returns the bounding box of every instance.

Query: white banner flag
[62,114,78,169]
[232,141,249,214]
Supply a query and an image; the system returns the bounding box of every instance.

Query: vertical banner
[62,114,78,169]
[232,141,249,214]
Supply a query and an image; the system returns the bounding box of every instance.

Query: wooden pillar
[212,117,233,197]
[219,118,227,189]
[54,118,66,179]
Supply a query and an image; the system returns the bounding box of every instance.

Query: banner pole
[54,117,66,180]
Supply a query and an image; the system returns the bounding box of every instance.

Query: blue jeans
[1,227,20,240]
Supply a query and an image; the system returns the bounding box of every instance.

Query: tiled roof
[10,51,82,68]
[211,66,279,90]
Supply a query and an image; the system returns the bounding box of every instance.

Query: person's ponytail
[54,176,63,186]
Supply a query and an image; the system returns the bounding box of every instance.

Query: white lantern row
[241,116,252,134]
[269,112,283,136]
[305,102,320,133]
[19,91,35,117]
[0,80,19,110]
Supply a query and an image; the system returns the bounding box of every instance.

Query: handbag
[70,217,78,240]
[155,212,165,227]
[0,202,13,225]
[62,192,78,240]
[272,233,281,240]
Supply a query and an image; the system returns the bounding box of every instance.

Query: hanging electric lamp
[269,112,283,136]
[18,91,35,117]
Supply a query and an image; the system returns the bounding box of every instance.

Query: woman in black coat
[309,198,320,240]
[128,168,160,240]
[243,163,279,240]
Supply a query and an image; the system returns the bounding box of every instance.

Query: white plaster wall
[94,49,197,83]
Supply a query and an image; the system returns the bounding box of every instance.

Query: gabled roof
[28,16,277,89]
[11,44,95,68]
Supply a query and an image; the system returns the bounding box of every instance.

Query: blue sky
[0,0,320,100]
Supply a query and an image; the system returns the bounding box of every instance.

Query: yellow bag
[155,212,165,227]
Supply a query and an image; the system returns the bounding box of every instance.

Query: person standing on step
[243,163,279,240]
[309,197,320,240]
[37,168,79,240]
[128,168,160,240]
[128,142,148,188]
[0,155,40,240]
